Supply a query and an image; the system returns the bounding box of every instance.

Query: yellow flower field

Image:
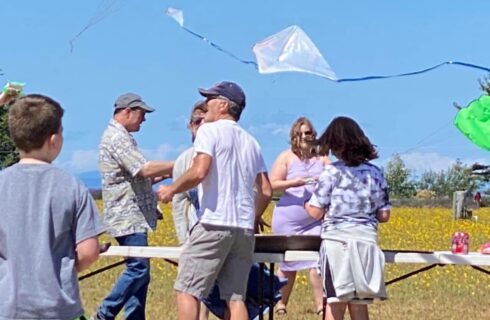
[80,204,490,319]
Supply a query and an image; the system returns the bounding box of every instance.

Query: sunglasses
[301,130,313,136]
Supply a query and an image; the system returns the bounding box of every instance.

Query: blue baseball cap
[198,81,246,109]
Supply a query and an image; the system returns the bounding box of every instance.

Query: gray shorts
[174,223,255,301]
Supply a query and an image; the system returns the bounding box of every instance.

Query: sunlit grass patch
[80,203,490,319]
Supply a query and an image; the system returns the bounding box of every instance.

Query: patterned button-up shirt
[309,161,391,234]
[99,119,157,237]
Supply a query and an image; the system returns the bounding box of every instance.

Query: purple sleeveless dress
[271,157,324,271]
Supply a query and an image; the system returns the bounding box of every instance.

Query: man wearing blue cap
[94,93,174,320]
[158,81,272,320]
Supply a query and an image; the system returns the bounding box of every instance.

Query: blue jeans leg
[97,233,150,320]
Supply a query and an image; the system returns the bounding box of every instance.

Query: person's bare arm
[254,172,273,232]
[138,161,174,178]
[0,88,20,106]
[152,173,172,184]
[158,153,211,203]
[321,155,331,166]
[75,237,100,272]
[377,208,391,223]
[305,203,325,221]
[270,151,306,192]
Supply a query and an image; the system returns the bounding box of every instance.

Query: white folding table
[80,246,490,320]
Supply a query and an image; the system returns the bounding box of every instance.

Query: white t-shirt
[193,119,267,229]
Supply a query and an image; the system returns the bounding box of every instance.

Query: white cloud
[141,143,186,160]
[378,151,489,175]
[58,143,186,174]
[248,123,290,137]
[57,149,99,173]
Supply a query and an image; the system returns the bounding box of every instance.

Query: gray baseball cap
[114,93,155,113]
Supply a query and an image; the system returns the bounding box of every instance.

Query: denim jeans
[97,233,150,320]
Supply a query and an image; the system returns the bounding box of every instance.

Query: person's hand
[157,185,176,203]
[0,82,24,106]
[290,177,307,187]
[152,176,163,184]
[254,217,271,234]
[152,174,171,184]
[304,176,319,185]
[0,89,19,106]
[290,176,318,188]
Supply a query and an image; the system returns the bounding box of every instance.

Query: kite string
[336,61,490,82]
[181,26,258,68]
[169,15,490,81]
[69,0,124,53]
[398,122,450,155]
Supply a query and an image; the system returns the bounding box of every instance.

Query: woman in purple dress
[271,117,330,315]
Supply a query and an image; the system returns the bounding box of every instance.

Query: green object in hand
[454,94,490,151]
[2,81,25,95]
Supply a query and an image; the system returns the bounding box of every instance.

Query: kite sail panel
[253,25,337,80]
[166,7,184,27]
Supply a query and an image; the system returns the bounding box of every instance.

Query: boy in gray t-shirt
[0,94,105,320]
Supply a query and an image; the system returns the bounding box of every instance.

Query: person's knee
[227,299,247,312]
[348,303,368,312]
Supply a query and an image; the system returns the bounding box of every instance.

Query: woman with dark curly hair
[270,116,330,316]
[306,116,391,320]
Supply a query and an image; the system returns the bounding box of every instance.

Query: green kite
[454,95,490,151]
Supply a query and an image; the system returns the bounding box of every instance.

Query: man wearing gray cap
[94,93,173,320]
[158,82,272,320]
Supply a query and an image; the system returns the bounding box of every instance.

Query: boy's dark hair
[8,94,64,152]
[318,116,378,166]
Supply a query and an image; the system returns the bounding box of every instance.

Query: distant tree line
[384,154,486,201]
[385,77,490,202]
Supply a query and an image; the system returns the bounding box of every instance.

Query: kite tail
[336,61,490,82]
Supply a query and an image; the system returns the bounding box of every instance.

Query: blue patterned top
[309,161,391,234]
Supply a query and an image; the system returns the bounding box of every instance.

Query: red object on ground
[478,242,490,254]
[451,232,469,254]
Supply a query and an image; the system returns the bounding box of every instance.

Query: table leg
[269,262,275,320]
[259,262,265,320]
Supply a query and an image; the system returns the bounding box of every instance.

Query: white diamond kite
[166,7,184,27]
[252,25,338,81]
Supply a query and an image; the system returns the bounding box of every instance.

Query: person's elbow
[262,184,273,202]
[193,165,209,182]
[377,209,391,223]
[258,176,273,201]
[270,180,281,192]
[305,203,324,220]
[75,238,100,272]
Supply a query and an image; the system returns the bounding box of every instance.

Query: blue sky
[2,1,490,187]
